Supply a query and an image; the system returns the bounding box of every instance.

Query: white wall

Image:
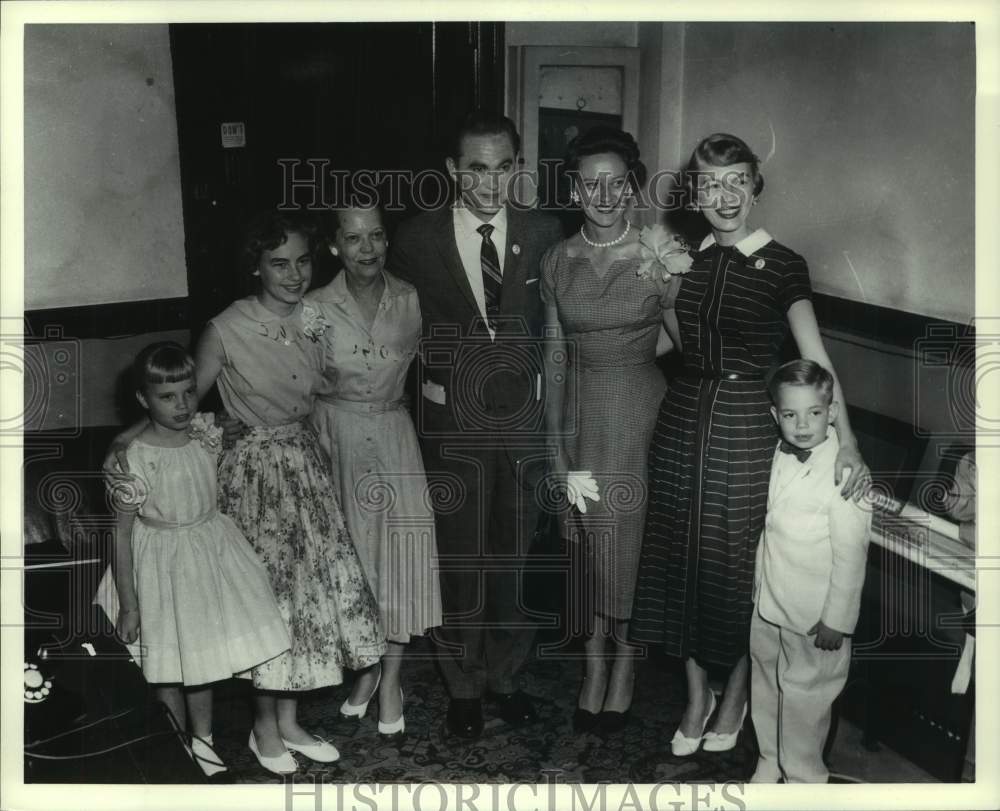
[24,24,187,309]
[678,22,974,325]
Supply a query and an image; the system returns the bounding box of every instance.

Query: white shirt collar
[698,227,773,256]
[454,202,507,242]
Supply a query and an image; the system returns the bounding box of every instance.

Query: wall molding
[24,298,191,341]
[813,293,974,364]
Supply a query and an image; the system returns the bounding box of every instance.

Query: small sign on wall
[220,122,246,148]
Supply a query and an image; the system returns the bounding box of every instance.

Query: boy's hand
[116,608,140,644]
[834,443,869,502]
[808,620,844,650]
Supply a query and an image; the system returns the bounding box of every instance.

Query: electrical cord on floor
[23,729,183,761]
[827,771,866,783]
[24,705,140,749]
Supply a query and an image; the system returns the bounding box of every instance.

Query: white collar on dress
[306,269,408,307]
[698,227,773,257]
[239,296,303,323]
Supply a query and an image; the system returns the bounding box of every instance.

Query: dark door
[168,22,505,334]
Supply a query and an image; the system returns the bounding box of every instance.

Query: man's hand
[808,620,844,651]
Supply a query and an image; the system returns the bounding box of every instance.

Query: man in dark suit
[391,111,562,739]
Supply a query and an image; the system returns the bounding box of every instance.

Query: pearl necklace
[580,219,631,248]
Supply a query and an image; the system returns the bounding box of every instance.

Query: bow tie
[779,440,812,463]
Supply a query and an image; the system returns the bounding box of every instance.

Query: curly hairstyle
[564,127,647,192]
[241,210,323,276]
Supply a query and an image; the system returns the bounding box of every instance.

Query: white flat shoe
[190,735,227,777]
[248,731,297,775]
[281,734,340,763]
[340,666,381,719]
[670,692,717,757]
[702,701,748,752]
[378,688,405,737]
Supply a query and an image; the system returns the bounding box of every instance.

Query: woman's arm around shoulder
[787,298,868,500]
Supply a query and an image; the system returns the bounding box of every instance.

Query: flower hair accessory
[636,224,693,281]
[188,412,223,452]
[301,303,330,342]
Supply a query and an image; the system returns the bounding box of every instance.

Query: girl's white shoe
[248,730,297,775]
[670,692,717,757]
[281,734,340,763]
[190,734,227,777]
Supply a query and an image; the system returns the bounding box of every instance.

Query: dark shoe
[573,707,601,734]
[446,698,483,739]
[598,708,631,733]
[486,690,537,726]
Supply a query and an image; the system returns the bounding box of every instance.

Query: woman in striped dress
[631,133,868,756]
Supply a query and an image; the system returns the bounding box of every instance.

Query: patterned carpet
[207,636,757,785]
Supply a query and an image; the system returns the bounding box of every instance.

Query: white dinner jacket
[754,428,872,636]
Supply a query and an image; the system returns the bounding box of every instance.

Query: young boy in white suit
[750,359,871,783]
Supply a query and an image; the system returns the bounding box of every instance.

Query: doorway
[168,22,505,334]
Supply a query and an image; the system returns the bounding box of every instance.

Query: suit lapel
[433,208,479,315]
[501,206,525,294]
[771,450,813,507]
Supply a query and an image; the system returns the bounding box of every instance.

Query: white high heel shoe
[340,666,381,719]
[702,701,748,752]
[670,692,717,757]
[377,688,405,737]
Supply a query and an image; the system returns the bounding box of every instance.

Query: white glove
[566,471,600,513]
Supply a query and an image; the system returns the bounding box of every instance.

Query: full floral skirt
[217,421,386,690]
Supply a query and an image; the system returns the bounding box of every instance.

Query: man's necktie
[477,223,502,328]
[778,440,812,463]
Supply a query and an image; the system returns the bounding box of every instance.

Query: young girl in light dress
[98,342,291,778]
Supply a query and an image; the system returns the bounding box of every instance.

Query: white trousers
[749,607,850,783]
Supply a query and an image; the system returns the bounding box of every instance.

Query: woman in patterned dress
[306,204,442,737]
[630,134,868,756]
[541,128,687,733]
[199,212,385,770]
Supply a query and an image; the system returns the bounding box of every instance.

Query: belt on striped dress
[678,368,765,381]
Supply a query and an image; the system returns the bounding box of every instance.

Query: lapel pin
[512,244,521,256]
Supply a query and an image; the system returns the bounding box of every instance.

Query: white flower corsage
[636,224,693,281]
[301,302,330,342]
[188,412,223,452]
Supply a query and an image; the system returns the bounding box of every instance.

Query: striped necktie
[477,223,502,326]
